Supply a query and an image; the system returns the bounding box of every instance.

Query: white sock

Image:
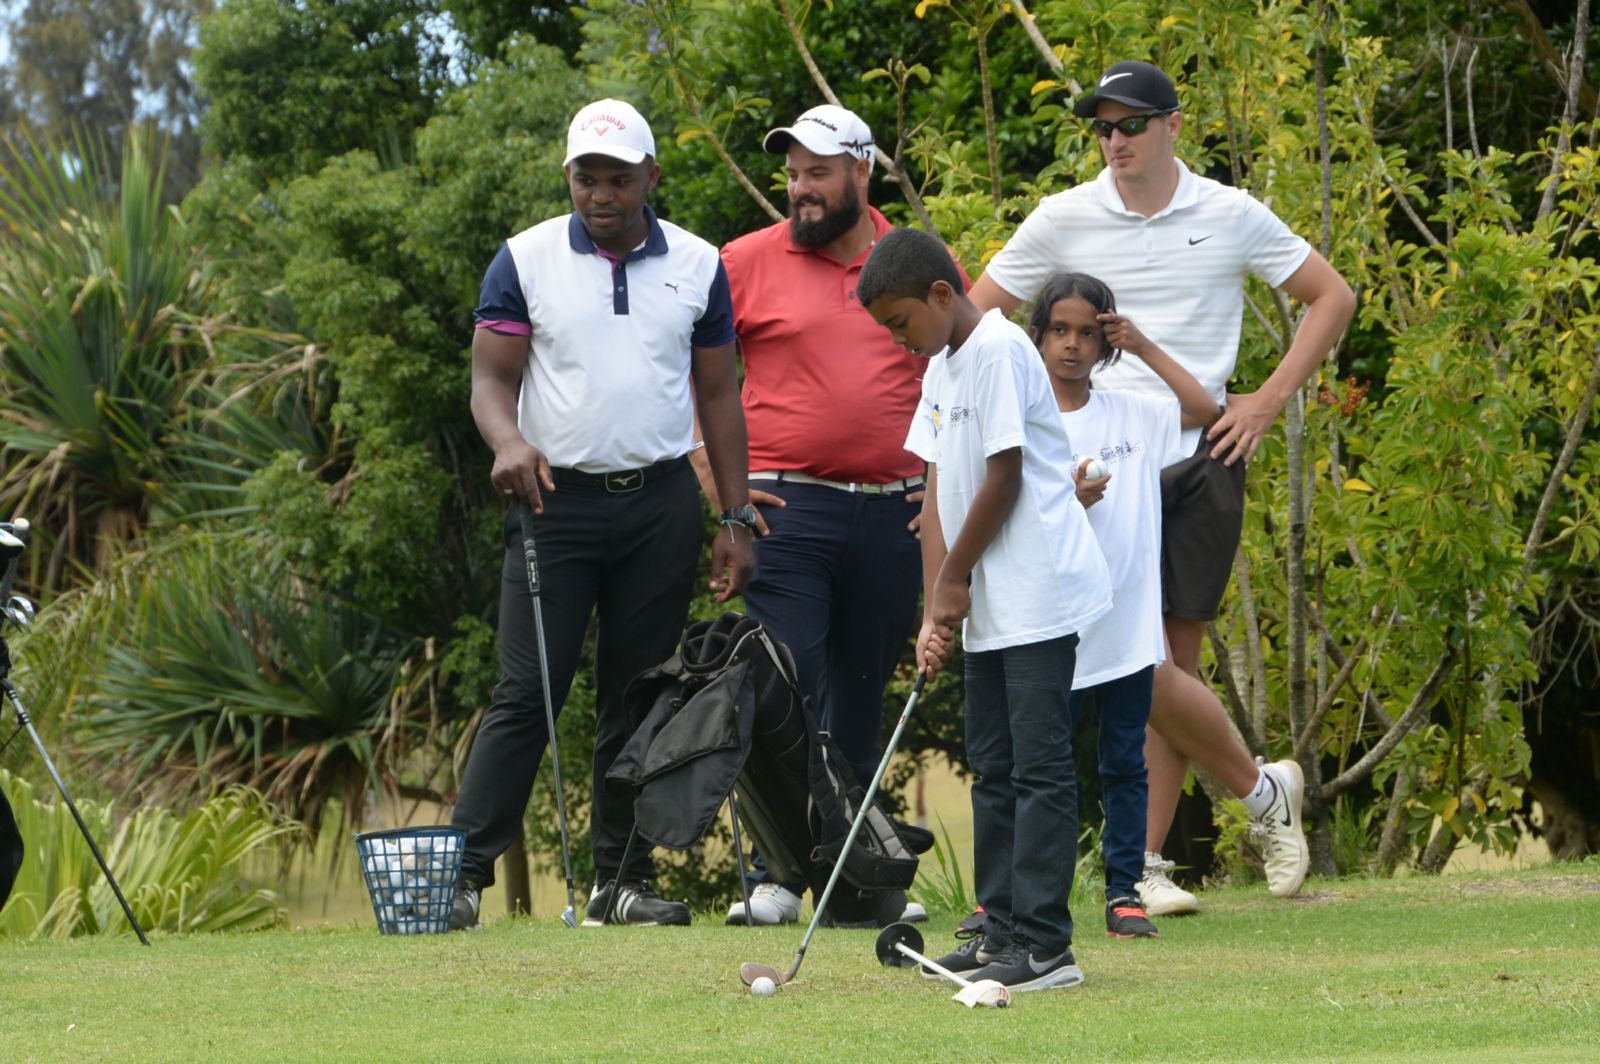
[1241,769,1275,818]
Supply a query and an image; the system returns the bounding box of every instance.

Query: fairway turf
[2,866,1596,1062]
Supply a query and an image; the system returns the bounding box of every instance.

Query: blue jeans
[967,633,1079,955]
[1070,666,1154,901]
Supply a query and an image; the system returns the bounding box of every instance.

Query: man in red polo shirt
[692,105,929,927]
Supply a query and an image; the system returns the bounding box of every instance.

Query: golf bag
[607,612,930,919]
[0,782,20,911]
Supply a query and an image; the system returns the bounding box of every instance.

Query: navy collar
[567,205,670,260]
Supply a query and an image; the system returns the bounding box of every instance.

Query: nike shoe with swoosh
[969,940,1085,992]
[1255,759,1310,897]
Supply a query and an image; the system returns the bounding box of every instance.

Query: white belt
[749,470,925,495]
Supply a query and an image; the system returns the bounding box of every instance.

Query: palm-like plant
[0,133,203,583]
[60,530,431,835]
[0,133,324,592]
[0,770,292,938]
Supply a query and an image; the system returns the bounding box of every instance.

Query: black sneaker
[817,888,918,929]
[448,884,481,931]
[921,933,1004,982]
[954,907,986,939]
[1106,896,1159,938]
[969,940,1085,992]
[582,880,691,927]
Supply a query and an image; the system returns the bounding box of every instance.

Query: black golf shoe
[582,880,691,926]
[448,883,480,931]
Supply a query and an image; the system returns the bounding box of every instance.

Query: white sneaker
[1137,853,1200,916]
[725,882,802,926]
[900,901,928,923]
[1254,759,1310,897]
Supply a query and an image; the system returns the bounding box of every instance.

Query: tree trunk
[503,832,531,916]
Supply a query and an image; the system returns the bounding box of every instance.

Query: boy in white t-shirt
[858,228,1112,993]
[1028,272,1218,939]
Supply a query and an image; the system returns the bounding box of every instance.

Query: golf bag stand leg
[602,823,642,925]
[1,676,150,945]
[727,790,753,926]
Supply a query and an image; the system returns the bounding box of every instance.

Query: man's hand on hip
[1208,389,1282,466]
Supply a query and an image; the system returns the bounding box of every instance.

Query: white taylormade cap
[564,99,656,166]
[763,104,875,170]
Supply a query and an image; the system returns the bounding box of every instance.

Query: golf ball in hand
[750,977,776,997]
[1084,459,1108,481]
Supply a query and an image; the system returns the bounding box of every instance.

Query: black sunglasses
[1091,109,1176,139]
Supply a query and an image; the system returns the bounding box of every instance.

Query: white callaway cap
[763,104,875,171]
[564,99,656,166]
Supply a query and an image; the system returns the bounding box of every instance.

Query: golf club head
[739,962,787,988]
[953,979,1010,1009]
[5,595,34,627]
[560,906,578,929]
[875,921,926,968]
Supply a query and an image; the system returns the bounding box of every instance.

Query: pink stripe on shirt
[476,320,532,336]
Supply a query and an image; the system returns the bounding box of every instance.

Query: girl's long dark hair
[1027,272,1123,369]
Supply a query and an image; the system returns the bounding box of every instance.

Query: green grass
[2,866,1596,1062]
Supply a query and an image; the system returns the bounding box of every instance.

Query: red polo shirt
[721,208,936,483]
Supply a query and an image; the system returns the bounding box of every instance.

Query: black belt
[549,456,689,494]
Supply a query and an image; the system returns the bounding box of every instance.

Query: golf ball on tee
[1084,459,1108,481]
[750,977,776,997]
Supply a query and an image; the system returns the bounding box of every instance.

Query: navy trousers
[1069,665,1154,901]
[451,463,702,889]
[740,480,921,890]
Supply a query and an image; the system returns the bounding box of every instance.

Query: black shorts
[1159,433,1247,621]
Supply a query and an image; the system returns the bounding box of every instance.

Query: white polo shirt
[984,161,1311,451]
[475,209,736,473]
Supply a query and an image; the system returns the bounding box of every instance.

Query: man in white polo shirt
[971,61,1355,913]
[450,98,756,929]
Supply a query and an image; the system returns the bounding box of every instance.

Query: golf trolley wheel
[875,921,926,968]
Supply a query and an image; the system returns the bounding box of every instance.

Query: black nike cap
[1073,60,1180,118]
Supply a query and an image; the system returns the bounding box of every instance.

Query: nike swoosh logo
[1099,72,1132,87]
[1189,235,1213,246]
[1028,952,1066,974]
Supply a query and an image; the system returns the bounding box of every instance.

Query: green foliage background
[2,0,1599,921]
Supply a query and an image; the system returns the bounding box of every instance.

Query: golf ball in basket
[750,977,776,997]
[1084,459,1108,481]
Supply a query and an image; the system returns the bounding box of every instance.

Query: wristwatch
[719,504,760,532]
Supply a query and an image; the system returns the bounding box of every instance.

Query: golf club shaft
[519,506,578,926]
[3,682,149,945]
[894,942,973,988]
[787,672,928,974]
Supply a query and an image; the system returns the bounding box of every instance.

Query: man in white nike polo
[971,60,1356,914]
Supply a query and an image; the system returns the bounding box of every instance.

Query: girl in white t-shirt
[1028,272,1218,939]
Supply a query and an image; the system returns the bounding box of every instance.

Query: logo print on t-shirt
[664,282,681,293]
[1188,235,1213,246]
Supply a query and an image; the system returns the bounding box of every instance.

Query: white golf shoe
[1254,759,1310,897]
[1136,853,1200,916]
[725,882,802,925]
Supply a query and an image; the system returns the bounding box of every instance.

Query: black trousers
[451,462,702,889]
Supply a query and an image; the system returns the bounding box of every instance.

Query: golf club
[876,922,1010,1008]
[0,517,149,945]
[517,504,578,929]
[739,672,927,990]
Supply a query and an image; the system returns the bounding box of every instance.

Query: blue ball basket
[353,826,465,935]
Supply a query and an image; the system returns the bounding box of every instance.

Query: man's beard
[788,181,862,248]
